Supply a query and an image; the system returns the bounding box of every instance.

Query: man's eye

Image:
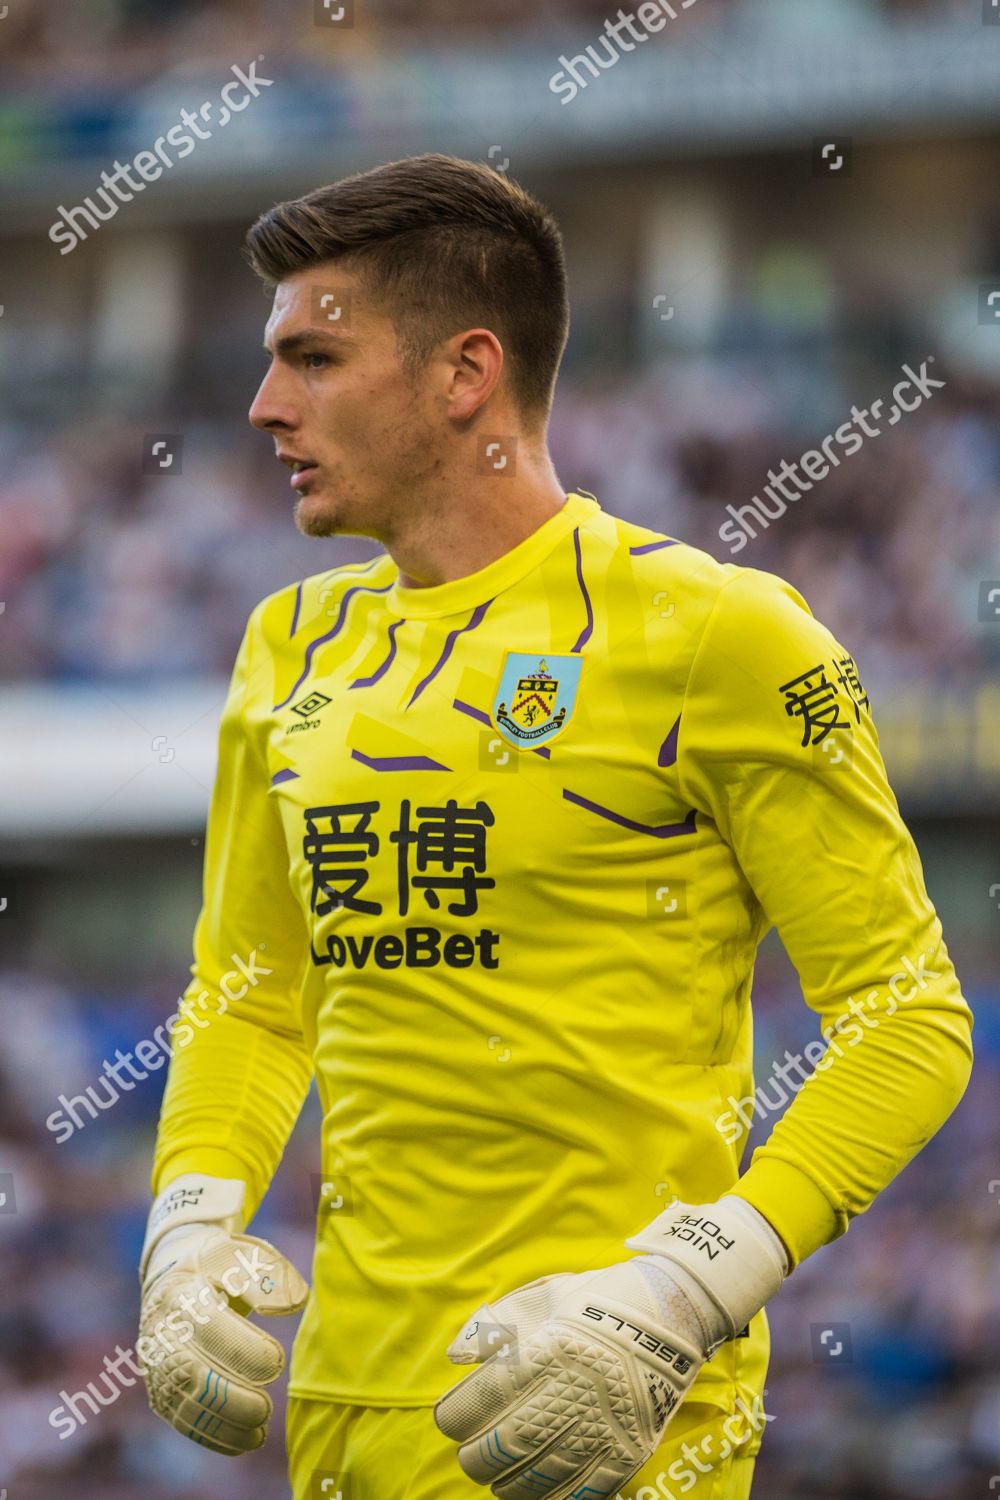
[303,352,331,369]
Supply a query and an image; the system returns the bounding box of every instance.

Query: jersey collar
[383,491,601,621]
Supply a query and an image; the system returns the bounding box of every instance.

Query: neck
[387,439,567,589]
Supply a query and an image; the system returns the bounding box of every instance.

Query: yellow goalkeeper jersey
[153,489,973,1408]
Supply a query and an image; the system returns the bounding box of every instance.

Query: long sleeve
[677,567,974,1268]
[152,602,314,1220]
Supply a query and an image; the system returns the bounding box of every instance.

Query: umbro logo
[291,691,332,718]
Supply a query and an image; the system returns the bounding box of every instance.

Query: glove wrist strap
[625,1195,787,1346]
[141,1172,246,1281]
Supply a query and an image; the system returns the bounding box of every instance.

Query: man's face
[249,265,439,539]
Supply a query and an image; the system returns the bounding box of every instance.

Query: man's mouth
[290,462,318,492]
[277,452,319,491]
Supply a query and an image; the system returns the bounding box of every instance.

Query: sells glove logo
[582,1306,694,1375]
[492,653,583,750]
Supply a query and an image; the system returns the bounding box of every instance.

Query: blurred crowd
[0,959,316,1500]
[0,0,976,94]
[749,946,1000,1500]
[1,353,999,701]
[0,946,996,1499]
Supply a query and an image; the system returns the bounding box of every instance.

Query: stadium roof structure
[1,17,1000,228]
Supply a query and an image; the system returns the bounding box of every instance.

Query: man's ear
[444,328,504,422]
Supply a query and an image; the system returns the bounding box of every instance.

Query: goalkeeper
[139,154,974,1499]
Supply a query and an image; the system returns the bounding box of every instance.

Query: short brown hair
[245,153,569,424]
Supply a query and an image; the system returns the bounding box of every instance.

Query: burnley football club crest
[492,652,583,749]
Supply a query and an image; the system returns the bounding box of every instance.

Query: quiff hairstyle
[245,153,569,425]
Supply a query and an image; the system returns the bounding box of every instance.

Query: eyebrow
[263,329,357,357]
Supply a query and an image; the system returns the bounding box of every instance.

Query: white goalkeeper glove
[434,1196,788,1499]
[138,1172,308,1455]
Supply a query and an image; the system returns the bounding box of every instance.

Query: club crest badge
[492,653,583,749]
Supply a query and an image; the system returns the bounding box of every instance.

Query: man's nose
[249,365,296,432]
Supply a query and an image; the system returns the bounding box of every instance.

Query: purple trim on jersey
[570,528,594,653]
[562,787,696,839]
[351,748,450,772]
[289,582,303,638]
[274,579,394,711]
[351,617,404,689]
[629,538,679,555]
[291,557,384,641]
[408,600,492,708]
[658,715,681,768]
[453,697,491,727]
[271,768,299,785]
[452,697,551,758]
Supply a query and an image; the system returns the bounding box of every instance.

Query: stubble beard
[294,484,342,538]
